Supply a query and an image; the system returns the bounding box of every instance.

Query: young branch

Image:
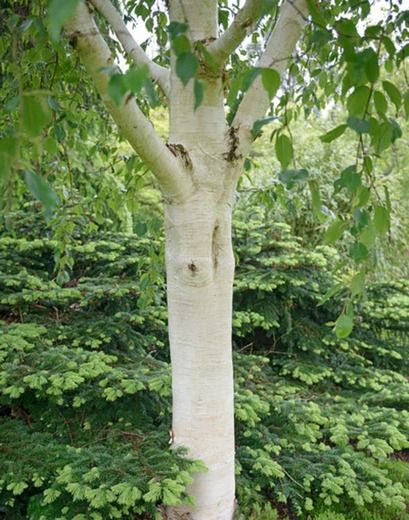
[207,0,264,65]
[233,0,308,152]
[89,0,170,96]
[65,1,191,200]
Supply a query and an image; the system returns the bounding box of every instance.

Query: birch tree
[59,2,311,518]
[2,0,407,518]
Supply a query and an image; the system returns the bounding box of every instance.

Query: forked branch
[65,1,191,200]
[233,0,308,152]
[89,0,170,96]
[207,0,264,65]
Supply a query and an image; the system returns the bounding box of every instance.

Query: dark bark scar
[188,262,198,273]
[224,126,242,162]
[166,143,193,169]
[212,223,220,269]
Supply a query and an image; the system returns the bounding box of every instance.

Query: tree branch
[207,0,264,65]
[89,0,170,96]
[65,1,192,200]
[232,0,308,153]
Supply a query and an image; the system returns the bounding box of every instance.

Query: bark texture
[165,185,237,519]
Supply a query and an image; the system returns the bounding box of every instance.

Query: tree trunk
[164,187,236,520]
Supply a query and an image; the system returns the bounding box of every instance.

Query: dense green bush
[0,208,408,519]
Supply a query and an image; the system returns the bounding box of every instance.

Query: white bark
[169,0,218,41]
[233,0,308,154]
[207,0,264,65]
[89,0,170,95]
[165,181,237,520]
[65,1,191,200]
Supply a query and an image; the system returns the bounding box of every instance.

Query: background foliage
[0,200,408,520]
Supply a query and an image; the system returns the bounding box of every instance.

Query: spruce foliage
[0,207,408,519]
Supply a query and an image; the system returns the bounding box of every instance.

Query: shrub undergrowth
[0,207,408,519]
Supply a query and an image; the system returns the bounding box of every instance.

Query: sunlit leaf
[261,68,280,98]
[320,124,347,143]
[382,80,401,111]
[335,313,354,338]
[275,134,293,169]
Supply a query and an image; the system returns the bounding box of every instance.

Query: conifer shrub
[0,208,408,519]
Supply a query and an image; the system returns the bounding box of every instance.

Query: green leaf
[324,219,347,244]
[261,68,280,98]
[242,68,261,92]
[47,0,79,41]
[373,205,390,236]
[319,283,344,306]
[350,271,365,297]
[360,222,376,248]
[44,136,58,155]
[347,116,370,134]
[334,165,361,194]
[309,180,326,222]
[335,314,354,338]
[349,242,368,263]
[167,21,187,39]
[251,116,277,137]
[319,124,347,143]
[371,121,393,154]
[107,74,128,105]
[279,169,308,189]
[172,34,191,56]
[353,208,369,229]
[125,66,148,94]
[347,86,371,116]
[364,48,379,82]
[175,52,198,86]
[352,186,370,208]
[5,96,20,112]
[382,35,396,56]
[373,91,388,116]
[275,134,293,169]
[389,118,402,142]
[22,95,51,137]
[143,79,159,107]
[24,170,59,213]
[306,0,328,26]
[194,79,204,110]
[363,155,373,174]
[382,80,401,111]
[335,18,360,38]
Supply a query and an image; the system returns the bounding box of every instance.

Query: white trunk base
[165,191,236,520]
